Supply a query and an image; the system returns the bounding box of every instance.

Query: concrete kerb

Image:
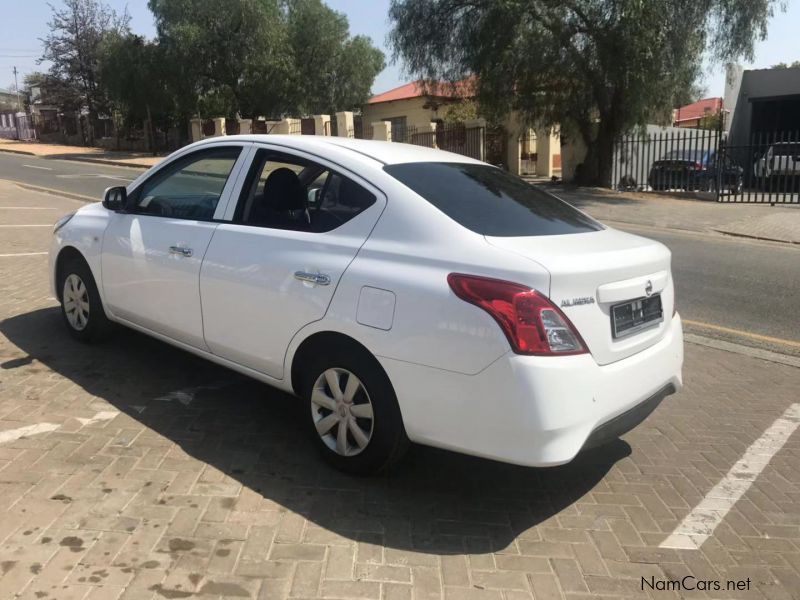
[14,182,95,203]
[0,148,36,157]
[0,148,157,170]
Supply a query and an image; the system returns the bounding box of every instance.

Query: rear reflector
[447,273,588,356]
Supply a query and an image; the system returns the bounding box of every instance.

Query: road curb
[714,228,799,245]
[1,148,156,169]
[62,156,156,169]
[685,333,800,369]
[0,148,36,157]
[13,182,95,203]
[607,219,798,247]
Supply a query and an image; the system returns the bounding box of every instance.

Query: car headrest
[263,168,306,212]
[338,178,373,209]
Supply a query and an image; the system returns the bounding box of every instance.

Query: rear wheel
[303,347,408,474]
[58,256,113,342]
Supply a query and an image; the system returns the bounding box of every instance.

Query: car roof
[191,134,485,166]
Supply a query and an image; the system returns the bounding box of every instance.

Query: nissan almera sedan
[50,135,683,474]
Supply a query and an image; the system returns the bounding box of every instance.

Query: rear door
[199,146,385,379]
[101,144,248,348]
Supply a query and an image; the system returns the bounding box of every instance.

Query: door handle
[294,271,331,286]
[169,246,193,257]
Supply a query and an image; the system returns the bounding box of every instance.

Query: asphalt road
[613,223,800,355]
[0,150,145,199]
[1,150,798,355]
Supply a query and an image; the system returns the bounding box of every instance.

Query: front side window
[384,162,602,237]
[132,147,241,220]
[235,149,376,233]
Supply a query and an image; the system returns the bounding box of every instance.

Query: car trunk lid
[485,227,674,365]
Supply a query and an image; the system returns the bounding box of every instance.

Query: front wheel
[58,256,113,342]
[303,347,408,474]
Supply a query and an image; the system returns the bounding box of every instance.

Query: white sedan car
[50,135,683,474]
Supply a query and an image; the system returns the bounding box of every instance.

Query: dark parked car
[648,149,743,193]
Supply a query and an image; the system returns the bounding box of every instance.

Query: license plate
[611,294,663,339]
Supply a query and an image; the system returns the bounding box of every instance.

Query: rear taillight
[694,162,702,170]
[447,274,588,356]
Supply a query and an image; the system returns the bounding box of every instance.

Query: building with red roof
[673,97,723,128]
[361,78,476,138]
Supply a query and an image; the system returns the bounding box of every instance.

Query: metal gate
[300,118,315,135]
[612,126,722,193]
[717,130,799,204]
[15,113,35,140]
[612,123,799,204]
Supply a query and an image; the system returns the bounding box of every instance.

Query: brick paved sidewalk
[0,139,163,169]
[548,185,800,245]
[0,185,798,600]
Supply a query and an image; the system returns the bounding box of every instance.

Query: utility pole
[12,66,21,111]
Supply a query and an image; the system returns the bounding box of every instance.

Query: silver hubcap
[311,368,374,457]
[63,273,90,331]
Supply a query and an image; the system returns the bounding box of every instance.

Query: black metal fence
[717,130,800,204]
[612,127,722,193]
[611,125,799,204]
[519,130,537,175]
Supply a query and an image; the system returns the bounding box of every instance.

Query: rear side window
[384,162,601,237]
[235,149,376,233]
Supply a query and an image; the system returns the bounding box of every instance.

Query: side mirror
[102,186,127,211]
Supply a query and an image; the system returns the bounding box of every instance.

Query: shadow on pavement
[1,307,630,554]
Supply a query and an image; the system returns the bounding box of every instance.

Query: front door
[101,145,246,349]
[200,147,384,378]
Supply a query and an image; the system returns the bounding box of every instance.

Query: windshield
[383,162,602,237]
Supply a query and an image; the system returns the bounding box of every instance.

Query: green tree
[148,0,291,118]
[285,0,385,114]
[443,100,478,125]
[99,34,176,152]
[24,71,84,114]
[147,0,384,118]
[40,0,130,144]
[389,0,781,185]
[771,60,800,69]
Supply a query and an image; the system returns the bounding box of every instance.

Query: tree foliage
[389,0,781,185]
[147,0,290,119]
[443,99,478,124]
[39,0,130,141]
[25,70,84,113]
[285,0,385,115]
[771,60,800,69]
[38,0,385,144]
[147,0,384,118]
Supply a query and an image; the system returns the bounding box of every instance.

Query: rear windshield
[383,162,602,237]
[773,144,799,157]
[661,150,706,161]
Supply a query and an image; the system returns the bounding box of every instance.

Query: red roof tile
[367,77,476,104]
[674,97,723,123]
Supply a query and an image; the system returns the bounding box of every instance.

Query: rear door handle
[169,246,193,257]
[294,271,331,286]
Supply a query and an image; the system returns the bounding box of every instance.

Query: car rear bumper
[381,313,683,467]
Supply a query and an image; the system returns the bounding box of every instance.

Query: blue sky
[2,0,799,101]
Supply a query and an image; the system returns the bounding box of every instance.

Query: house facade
[360,79,475,136]
[361,79,561,177]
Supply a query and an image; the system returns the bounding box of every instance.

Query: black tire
[302,344,409,475]
[58,255,114,342]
